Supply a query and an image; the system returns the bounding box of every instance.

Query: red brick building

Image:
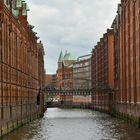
[57,51,75,90]
[38,42,45,115]
[111,4,121,115]
[114,0,140,119]
[91,29,114,112]
[56,51,76,105]
[0,0,45,136]
[92,0,140,123]
[45,74,53,87]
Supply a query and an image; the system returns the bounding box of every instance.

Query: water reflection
[2,108,140,140]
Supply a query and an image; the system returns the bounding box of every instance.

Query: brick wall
[91,29,114,112]
[0,1,45,136]
[116,0,140,117]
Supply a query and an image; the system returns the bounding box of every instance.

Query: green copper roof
[12,9,19,17]
[16,0,22,8]
[58,50,63,62]
[63,53,76,61]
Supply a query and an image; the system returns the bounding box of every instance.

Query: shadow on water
[1,108,140,140]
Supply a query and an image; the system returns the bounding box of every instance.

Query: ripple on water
[2,108,140,140]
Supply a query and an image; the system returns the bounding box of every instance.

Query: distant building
[45,74,53,86]
[57,50,76,90]
[45,74,57,88]
[52,74,57,88]
[73,54,92,104]
[56,50,76,105]
[73,54,92,89]
[44,74,56,103]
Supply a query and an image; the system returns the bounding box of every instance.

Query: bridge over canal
[40,84,116,110]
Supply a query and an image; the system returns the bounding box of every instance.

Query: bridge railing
[43,89,92,96]
[40,86,116,96]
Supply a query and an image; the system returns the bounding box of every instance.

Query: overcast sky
[26,0,120,74]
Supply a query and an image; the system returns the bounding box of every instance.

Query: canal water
[2,108,140,140]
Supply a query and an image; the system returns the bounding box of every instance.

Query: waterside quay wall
[0,1,45,137]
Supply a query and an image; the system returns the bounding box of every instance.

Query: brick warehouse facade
[111,4,121,115]
[91,29,114,112]
[0,0,45,137]
[116,0,140,119]
[91,0,140,125]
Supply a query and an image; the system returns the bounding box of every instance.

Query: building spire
[58,50,63,63]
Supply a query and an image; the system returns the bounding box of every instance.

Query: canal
[2,108,140,140]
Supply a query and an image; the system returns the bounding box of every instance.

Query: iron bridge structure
[41,78,116,96]
[41,88,115,96]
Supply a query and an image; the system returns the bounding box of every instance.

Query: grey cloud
[27,0,120,73]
